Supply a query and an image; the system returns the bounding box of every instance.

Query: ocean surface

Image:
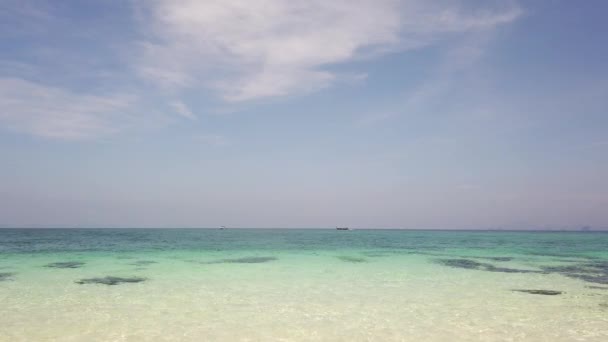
[1,229,607,341]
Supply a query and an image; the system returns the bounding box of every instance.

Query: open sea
[1,228,607,341]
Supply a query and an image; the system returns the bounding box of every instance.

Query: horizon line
[1,227,607,232]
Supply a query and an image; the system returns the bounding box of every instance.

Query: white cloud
[0,78,135,140]
[0,1,522,140]
[136,0,522,102]
[170,100,196,120]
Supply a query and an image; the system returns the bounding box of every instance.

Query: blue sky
[0,0,607,229]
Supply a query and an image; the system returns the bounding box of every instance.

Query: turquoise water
[1,229,608,341]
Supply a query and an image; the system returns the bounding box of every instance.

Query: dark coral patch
[44,261,85,269]
[485,265,540,274]
[203,256,278,264]
[457,256,514,262]
[573,274,608,285]
[512,289,563,295]
[337,256,368,263]
[129,260,158,266]
[479,256,514,262]
[587,285,608,290]
[435,258,540,274]
[221,256,277,264]
[437,259,484,270]
[0,272,15,281]
[76,276,147,285]
[541,261,608,285]
[362,253,388,257]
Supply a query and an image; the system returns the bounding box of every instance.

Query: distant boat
[336,227,350,231]
[220,226,226,230]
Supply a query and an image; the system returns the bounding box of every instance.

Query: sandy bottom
[1,250,607,341]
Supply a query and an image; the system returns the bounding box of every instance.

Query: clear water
[1,229,607,341]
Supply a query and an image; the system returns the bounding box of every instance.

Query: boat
[220,226,226,230]
[336,227,350,231]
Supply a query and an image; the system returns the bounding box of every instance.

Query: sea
[1,228,607,341]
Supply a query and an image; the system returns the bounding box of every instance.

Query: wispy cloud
[0,0,523,140]
[135,0,522,102]
[170,100,196,120]
[356,26,521,126]
[0,78,135,140]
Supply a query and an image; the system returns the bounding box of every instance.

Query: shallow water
[1,229,607,341]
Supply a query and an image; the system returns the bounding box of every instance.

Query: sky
[0,0,607,229]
